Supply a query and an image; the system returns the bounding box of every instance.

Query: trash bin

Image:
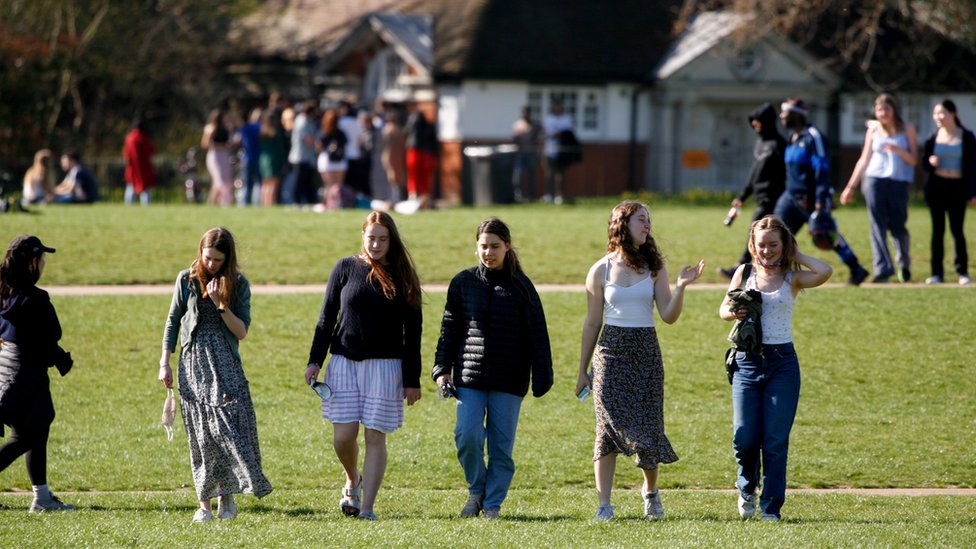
[462,144,518,206]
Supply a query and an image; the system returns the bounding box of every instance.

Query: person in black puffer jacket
[433,217,552,520]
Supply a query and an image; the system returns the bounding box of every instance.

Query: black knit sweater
[307,256,422,388]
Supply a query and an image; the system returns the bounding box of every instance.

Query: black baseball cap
[9,235,56,255]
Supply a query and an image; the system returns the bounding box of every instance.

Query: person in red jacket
[123,117,158,205]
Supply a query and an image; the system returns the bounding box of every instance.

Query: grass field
[1,203,975,546]
[5,200,975,285]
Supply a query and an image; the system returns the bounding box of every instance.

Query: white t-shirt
[543,113,574,158]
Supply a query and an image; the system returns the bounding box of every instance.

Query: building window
[528,87,602,136]
[583,93,599,131]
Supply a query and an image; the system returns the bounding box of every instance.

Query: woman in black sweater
[433,218,553,520]
[305,211,423,521]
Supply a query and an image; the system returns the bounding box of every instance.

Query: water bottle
[723,206,740,226]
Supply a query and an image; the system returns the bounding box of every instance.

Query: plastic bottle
[723,206,740,226]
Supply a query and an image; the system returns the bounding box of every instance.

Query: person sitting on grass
[48,151,99,204]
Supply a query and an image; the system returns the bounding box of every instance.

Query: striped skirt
[321,354,405,433]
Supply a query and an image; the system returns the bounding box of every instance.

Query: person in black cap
[0,235,75,512]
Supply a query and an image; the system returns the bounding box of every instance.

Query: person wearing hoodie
[433,218,553,520]
[0,235,75,513]
[720,104,787,279]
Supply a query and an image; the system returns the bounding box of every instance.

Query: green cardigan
[162,269,251,359]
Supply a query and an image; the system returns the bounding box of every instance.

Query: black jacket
[923,128,976,200]
[738,104,786,206]
[433,266,553,398]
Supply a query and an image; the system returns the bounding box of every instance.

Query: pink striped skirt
[321,354,405,433]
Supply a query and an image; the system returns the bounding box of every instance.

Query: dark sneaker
[460,494,483,518]
[898,268,911,283]
[849,266,869,286]
[871,275,890,283]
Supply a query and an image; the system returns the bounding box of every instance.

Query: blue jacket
[785,124,833,209]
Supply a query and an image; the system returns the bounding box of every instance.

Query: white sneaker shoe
[760,512,780,521]
[217,494,237,520]
[960,275,973,286]
[737,493,756,519]
[642,490,664,519]
[191,508,214,523]
[593,503,614,521]
[925,275,943,285]
[28,495,75,513]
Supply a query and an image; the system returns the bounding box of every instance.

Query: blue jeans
[454,387,523,511]
[774,193,860,267]
[731,342,800,518]
[863,177,910,277]
[239,160,262,206]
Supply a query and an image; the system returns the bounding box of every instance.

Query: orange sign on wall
[682,149,710,169]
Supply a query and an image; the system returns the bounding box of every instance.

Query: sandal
[339,475,362,517]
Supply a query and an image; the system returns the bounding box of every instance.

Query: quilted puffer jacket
[433,265,553,398]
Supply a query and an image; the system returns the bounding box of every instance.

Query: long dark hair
[607,201,663,276]
[0,237,44,306]
[939,99,965,129]
[361,211,422,309]
[476,217,532,299]
[190,227,240,306]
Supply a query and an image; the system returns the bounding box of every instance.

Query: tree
[0,0,257,175]
[677,0,976,91]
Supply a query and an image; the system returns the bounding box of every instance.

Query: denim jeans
[454,387,523,511]
[239,161,262,206]
[863,177,910,276]
[731,342,800,518]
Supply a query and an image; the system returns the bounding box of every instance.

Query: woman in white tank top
[719,215,832,521]
[840,93,918,283]
[578,201,704,521]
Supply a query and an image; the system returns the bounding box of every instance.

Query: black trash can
[462,145,518,206]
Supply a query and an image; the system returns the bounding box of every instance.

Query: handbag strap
[738,263,753,290]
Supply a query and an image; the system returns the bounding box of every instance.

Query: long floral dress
[177,297,272,501]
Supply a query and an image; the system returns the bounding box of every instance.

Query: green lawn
[1,202,974,546]
[5,201,974,285]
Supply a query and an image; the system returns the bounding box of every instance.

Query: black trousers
[925,175,969,277]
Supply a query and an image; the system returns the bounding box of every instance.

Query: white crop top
[603,259,655,328]
[744,270,794,344]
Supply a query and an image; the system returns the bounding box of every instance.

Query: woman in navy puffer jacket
[433,217,552,520]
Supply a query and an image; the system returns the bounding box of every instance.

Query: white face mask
[161,389,177,442]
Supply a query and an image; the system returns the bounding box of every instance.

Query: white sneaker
[737,493,756,519]
[191,508,214,523]
[217,494,237,520]
[925,275,943,285]
[593,503,614,521]
[642,490,664,519]
[28,495,75,513]
[960,275,973,286]
[760,512,780,521]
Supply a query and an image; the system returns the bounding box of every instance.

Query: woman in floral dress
[159,227,272,523]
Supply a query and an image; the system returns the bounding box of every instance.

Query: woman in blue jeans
[719,216,832,521]
[433,218,553,519]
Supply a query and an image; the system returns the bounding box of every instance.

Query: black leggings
[926,175,969,277]
[0,420,50,485]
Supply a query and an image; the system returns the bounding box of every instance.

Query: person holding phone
[577,201,704,521]
[159,227,272,523]
[433,218,553,519]
[304,211,423,521]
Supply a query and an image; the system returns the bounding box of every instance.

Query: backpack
[556,129,582,167]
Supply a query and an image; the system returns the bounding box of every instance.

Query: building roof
[318,12,433,75]
[654,10,744,80]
